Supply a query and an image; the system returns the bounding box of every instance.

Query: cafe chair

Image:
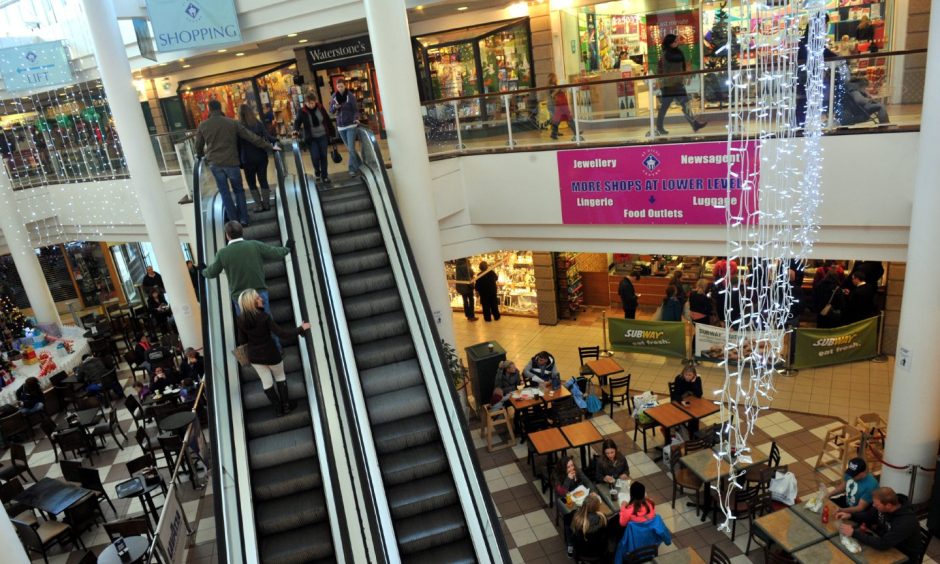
[41,387,62,419]
[135,427,168,469]
[578,346,600,376]
[63,494,104,543]
[13,517,83,563]
[78,466,117,515]
[915,526,931,564]
[764,546,798,564]
[104,517,152,541]
[624,544,659,563]
[61,460,85,487]
[551,400,583,427]
[89,338,118,369]
[158,434,194,483]
[127,454,168,497]
[0,411,35,444]
[667,381,677,401]
[633,412,659,454]
[744,441,781,487]
[124,351,148,383]
[59,385,88,413]
[708,545,733,564]
[0,444,39,483]
[90,409,128,450]
[124,395,150,429]
[721,486,760,541]
[56,427,95,463]
[745,491,776,553]
[481,404,514,453]
[0,478,39,529]
[604,374,632,418]
[49,371,68,387]
[670,444,703,515]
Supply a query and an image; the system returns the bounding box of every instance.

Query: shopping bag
[632,391,657,415]
[331,142,343,164]
[232,345,251,367]
[769,470,798,505]
[586,394,603,414]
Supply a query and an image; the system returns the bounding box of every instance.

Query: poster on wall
[146,0,242,53]
[557,140,760,225]
[0,41,73,93]
[646,10,701,73]
[608,318,687,358]
[694,323,786,364]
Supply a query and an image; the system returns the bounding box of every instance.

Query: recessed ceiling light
[159,63,167,66]
[178,58,185,62]
[217,49,227,53]
[457,5,468,10]
[235,52,244,56]
[182,64,191,68]
[287,33,298,38]
[416,4,424,9]
[298,39,308,44]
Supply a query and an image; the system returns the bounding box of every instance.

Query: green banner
[792,316,879,369]
[608,318,686,359]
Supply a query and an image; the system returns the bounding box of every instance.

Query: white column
[0,173,60,327]
[362,0,456,347]
[0,508,29,563]
[880,3,940,502]
[80,0,201,349]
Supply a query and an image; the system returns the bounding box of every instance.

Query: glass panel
[423,102,458,155]
[110,245,136,305]
[425,43,479,99]
[64,241,114,306]
[829,52,923,131]
[478,22,533,93]
[455,96,511,152]
[181,80,257,125]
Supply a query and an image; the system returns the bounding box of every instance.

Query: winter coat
[614,514,672,564]
[659,47,688,97]
[329,91,359,128]
[239,121,276,166]
[236,311,304,366]
[524,354,560,385]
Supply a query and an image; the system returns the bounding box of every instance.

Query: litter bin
[465,341,506,411]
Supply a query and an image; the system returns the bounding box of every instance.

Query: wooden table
[561,421,604,468]
[679,445,768,522]
[754,507,827,553]
[509,384,571,411]
[528,427,571,507]
[790,499,842,538]
[643,403,692,460]
[584,358,624,385]
[13,478,93,516]
[675,397,720,420]
[794,539,857,564]
[653,547,706,564]
[848,544,909,564]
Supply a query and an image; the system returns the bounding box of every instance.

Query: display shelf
[555,252,583,319]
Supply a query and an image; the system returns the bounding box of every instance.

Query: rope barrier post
[601,310,613,357]
[909,464,918,501]
[872,312,889,363]
[781,329,799,376]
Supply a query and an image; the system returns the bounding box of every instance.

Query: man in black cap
[829,457,879,516]
[839,487,922,562]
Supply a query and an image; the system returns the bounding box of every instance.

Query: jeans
[19,403,44,415]
[337,127,361,173]
[243,158,271,207]
[210,165,249,224]
[233,289,281,352]
[656,94,697,132]
[306,136,330,179]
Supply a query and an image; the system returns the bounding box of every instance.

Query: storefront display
[179,62,301,133]
[305,36,385,137]
[446,251,537,317]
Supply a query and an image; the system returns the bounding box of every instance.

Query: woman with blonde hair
[236,289,310,416]
[238,103,277,211]
[571,493,608,559]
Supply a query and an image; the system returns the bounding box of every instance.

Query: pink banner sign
[557,140,760,225]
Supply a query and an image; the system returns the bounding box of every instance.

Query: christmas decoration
[0,289,28,340]
[38,351,57,378]
[703,2,740,105]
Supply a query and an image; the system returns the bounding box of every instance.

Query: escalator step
[319,184,367,203]
[380,443,450,486]
[333,248,389,276]
[242,378,306,411]
[252,458,322,501]
[266,280,291,301]
[263,261,288,278]
[259,524,335,564]
[336,267,396,298]
[366,385,431,426]
[328,228,384,256]
[359,359,424,398]
[259,236,281,246]
[248,426,316,470]
[245,402,311,440]
[353,335,415,370]
[324,209,378,236]
[244,220,280,241]
[321,193,372,217]
[343,289,401,321]
[372,413,440,455]
[386,472,459,520]
[348,311,409,344]
[402,538,477,564]
[256,488,329,535]
[269,301,295,325]
[396,506,469,556]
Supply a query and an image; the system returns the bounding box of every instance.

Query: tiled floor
[1,369,217,564]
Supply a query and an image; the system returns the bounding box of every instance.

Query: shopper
[838,487,921,562]
[195,99,278,226]
[548,73,577,141]
[147,287,172,335]
[262,103,277,135]
[661,285,683,322]
[238,103,277,211]
[668,270,687,305]
[186,260,199,294]
[180,348,205,383]
[474,261,500,322]
[454,258,477,321]
[524,351,560,386]
[596,438,629,485]
[140,266,164,294]
[494,361,522,394]
[855,15,877,51]
[844,271,877,324]
[237,289,310,416]
[619,273,640,319]
[689,279,714,325]
[329,78,361,177]
[294,94,335,185]
[815,268,846,328]
[15,377,44,415]
[830,457,879,515]
[620,481,656,525]
[655,34,707,136]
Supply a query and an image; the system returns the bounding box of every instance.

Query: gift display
[20,345,38,365]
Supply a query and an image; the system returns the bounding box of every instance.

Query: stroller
[837,78,890,126]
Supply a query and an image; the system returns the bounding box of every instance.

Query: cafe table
[790,498,842,538]
[560,420,604,468]
[158,410,196,436]
[847,544,909,564]
[583,358,624,386]
[643,403,692,460]
[679,445,768,522]
[97,534,149,564]
[675,397,720,420]
[754,507,827,553]
[793,539,857,564]
[115,477,163,531]
[528,427,571,506]
[653,547,706,564]
[509,384,572,411]
[13,478,93,517]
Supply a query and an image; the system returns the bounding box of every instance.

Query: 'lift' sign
[0,41,74,93]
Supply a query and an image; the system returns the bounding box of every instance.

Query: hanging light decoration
[714,0,828,530]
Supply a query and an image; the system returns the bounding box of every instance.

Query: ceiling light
[416,4,424,9]
[235,52,244,56]
[182,64,191,68]
[159,63,168,66]
[507,1,529,16]
[457,5,468,10]
[178,58,185,62]
[287,33,298,38]
[217,49,227,53]
[298,39,308,43]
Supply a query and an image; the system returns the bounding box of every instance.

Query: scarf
[306,105,320,128]
[334,90,349,105]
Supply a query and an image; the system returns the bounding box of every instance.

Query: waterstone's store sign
[146,0,242,52]
[0,41,73,93]
[306,36,372,66]
[557,140,760,225]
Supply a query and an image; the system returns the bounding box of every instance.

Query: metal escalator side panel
[354,128,508,563]
[291,142,402,563]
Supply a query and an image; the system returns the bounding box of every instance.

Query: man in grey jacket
[195,100,279,226]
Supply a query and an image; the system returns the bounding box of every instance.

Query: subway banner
[608,318,686,359]
[792,316,879,369]
[694,323,786,364]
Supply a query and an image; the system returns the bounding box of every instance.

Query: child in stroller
[838,77,890,126]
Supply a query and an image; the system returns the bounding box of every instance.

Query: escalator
[194,153,359,563]
[295,133,507,563]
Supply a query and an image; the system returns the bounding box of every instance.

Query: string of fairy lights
[713,0,828,530]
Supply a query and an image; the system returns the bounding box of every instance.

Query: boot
[276,380,296,415]
[263,386,283,417]
[260,190,271,211]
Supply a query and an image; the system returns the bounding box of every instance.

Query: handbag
[232,345,251,367]
[820,287,840,317]
[330,141,343,164]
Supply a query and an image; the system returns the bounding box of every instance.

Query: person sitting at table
[180,348,205,383]
[555,455,591,558]
[179,378,197,403]
[15,377,45,415]
[619,481,656,526]
[147,287,173,335]
[132,381,151,402]
[668,364,704,438]
[838,487,921,562]
[76,354,125,399]
[571,494,609,561]
[134,334,154,375]
[149,366,178,396]
[829,457,879,515]
[489,361,523,413]
[596,438,629,485]
[524,351,560,386]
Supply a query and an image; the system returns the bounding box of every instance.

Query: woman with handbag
[329,78,361,177]
[294,94,335,185]
[236,289,311,416]
[815,270,846,328]
[238,104,278,211]
[655,34,707,135]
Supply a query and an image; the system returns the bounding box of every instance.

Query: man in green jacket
[195,99,278,227]
[202,221,291,348]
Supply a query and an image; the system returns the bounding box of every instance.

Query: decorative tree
[703,3,740,104]
[0,287,28,341]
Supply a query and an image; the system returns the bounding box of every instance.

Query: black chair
[605,373,632,417]
[60,385,89,412]
[709,545,733,564]
[41,387,62,419]
[78,466,116,515]
[744,441,781,485]
[624,544,659,563]
[667,380,677,401]
[89,338,117,369]
[100,369,124,402]
[916,526,931,564]
[158,434,193,482]
[723,486,760,541]
[12,517,82,563]
[90,409,127,450]
[0,443,38,483]
[104,517,152,541]
[578,345,600,375]
[124,351,147,383]
[745,491,776,554]
[0,411,34,443]
[764,547,798,564]
[136,426,168,468]
[127,453,167,496]
[551,400,583,427]
[63,494,104,542]
[0,478,38,528]
[61,460,84,486]
[124,394,148,428]
[56,427,94,463]
[671,443,704,514]
[633,412,659,453]
[48,371,68,387]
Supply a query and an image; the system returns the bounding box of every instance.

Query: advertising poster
[646,10,701,72]
[557,140,760,225]
[792,316,879,369]
[609,318,686,358]
[694,323,786,364]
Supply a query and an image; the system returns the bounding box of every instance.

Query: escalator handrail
[191,157,249,564]
[271,150,354,562]
[354,126,509,562]
[291,141,399,563]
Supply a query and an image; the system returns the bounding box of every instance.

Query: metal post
[872,311,889,363]
[503,94,515,147]
[452,101,465,150]
[601,310,613,357]
[647,79,657,138]
[909,465,919,501]
[781,330,799,375]
[827,61,837,130]
[571,86,581,144]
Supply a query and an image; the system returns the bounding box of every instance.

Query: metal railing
[421,48,926,157]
